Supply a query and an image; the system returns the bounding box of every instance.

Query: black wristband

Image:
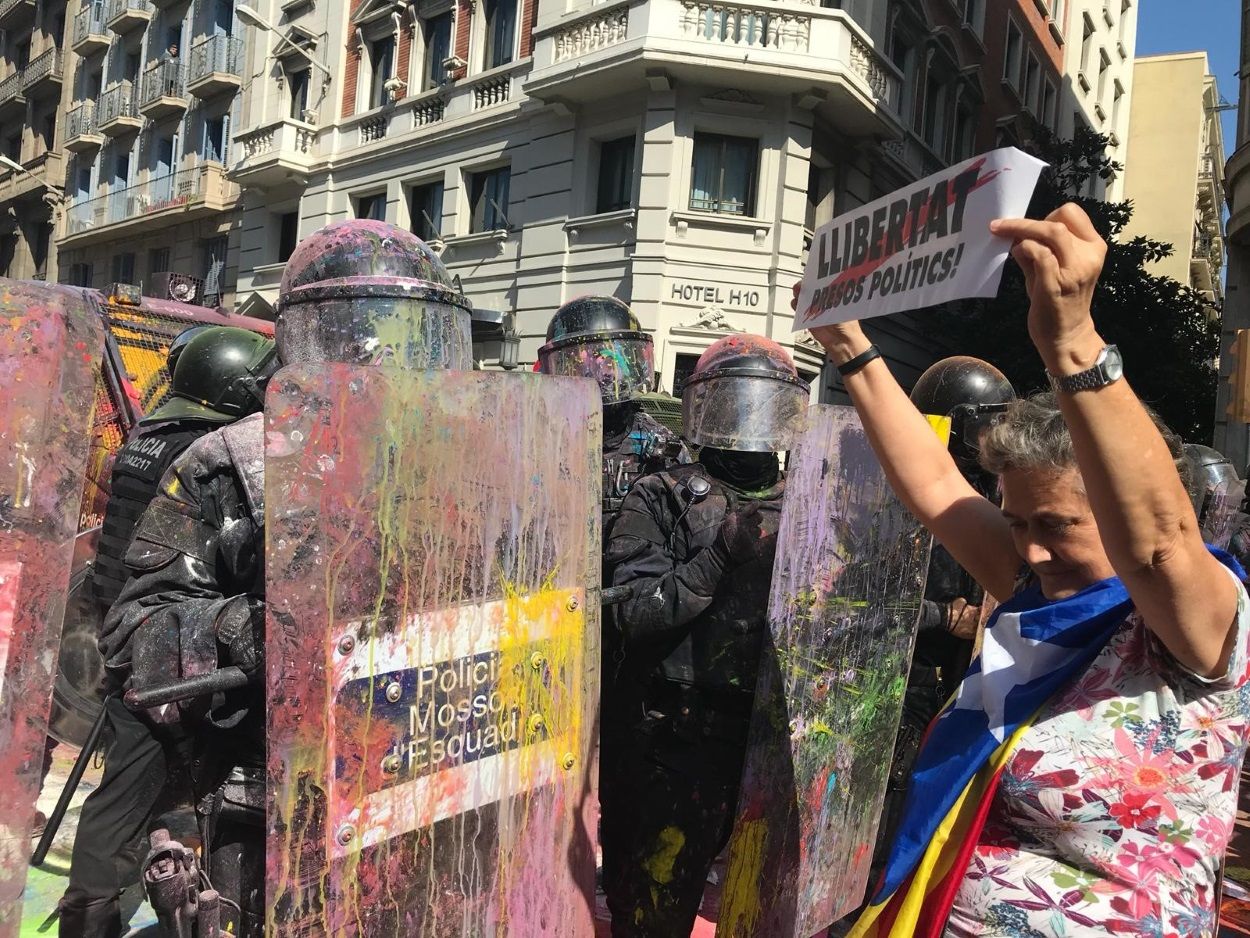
[836,345,881,376]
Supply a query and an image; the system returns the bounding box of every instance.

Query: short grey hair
[978,392,1189,487]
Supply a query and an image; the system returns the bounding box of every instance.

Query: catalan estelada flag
[850,547,1245,938]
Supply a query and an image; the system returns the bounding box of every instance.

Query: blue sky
[1135,0,1239,150]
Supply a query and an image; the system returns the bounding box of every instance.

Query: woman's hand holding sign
[988,203,1107,376]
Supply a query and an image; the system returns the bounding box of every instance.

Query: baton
[124,666,252,710]
[32,694,116,867]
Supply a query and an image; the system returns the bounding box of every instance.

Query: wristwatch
[1048,344,1123,393]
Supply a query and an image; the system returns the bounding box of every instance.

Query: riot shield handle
[601,585,634,606]
[124,667,252,710]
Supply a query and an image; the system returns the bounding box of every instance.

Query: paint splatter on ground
[20,743,158,937]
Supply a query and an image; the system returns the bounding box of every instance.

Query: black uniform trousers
[60,698,172,938]
[601,708,748,938]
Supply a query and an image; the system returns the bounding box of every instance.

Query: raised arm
[991,204,1239,678]
[808,319,1020,601]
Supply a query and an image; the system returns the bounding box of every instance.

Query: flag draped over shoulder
[850,547,1245,938]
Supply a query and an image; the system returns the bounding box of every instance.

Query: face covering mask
[698,446,779,490]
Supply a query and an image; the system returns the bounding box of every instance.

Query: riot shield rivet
[335,825,355,846]
[337,635,356,656]
[381,754,402,774]
[561,753,576,771]
[566,597,580,611]
[528,714,545,734]
[530,652,547,671]
[385,681,403,702]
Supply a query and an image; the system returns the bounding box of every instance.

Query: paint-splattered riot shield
[1200,477,1244,551]
[265,363,601,936]
[0,281,102,935]
[717,405,932,938]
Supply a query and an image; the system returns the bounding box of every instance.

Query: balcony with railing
[526,1,902,137]
[97,80,143,136]
[0,70,25,121]
[62,161,238,243]
[331,61,522,156]
[65,101,104,152]
[0,150,65,208]
[20,48,63,98]
[72,3,110,54]
[0,0,36,31]
[230,117,319,188]
[1192,226,1224,293]
[188,34,243,98]
[105,0,153,33]
[139,59,187,118]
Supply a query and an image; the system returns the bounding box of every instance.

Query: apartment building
[1054,0,1136,200]
[1214,39,1247,462]
[55,0,244,307]
[1121,53,1225,305]
[226,0,1069,388]
[0,0,69,281]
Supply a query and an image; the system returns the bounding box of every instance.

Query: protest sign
[794,147,1046,330]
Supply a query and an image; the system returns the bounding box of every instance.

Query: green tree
[924,126,1220,443]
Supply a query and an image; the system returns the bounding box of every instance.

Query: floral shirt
[946,569,1250,938]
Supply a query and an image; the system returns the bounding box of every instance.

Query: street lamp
[500,331,520,370]
[236,5,333,82]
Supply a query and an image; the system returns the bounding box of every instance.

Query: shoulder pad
[168,424,233,477]
[218,413,265,526]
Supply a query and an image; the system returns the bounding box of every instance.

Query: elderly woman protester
[813,203,1249,937]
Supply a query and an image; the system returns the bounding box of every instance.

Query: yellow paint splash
[717,817,769,936]
[642,826,685,885]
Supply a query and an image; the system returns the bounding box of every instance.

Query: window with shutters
[422,12,452,90]
[278,211,299,262]
[355,192,387,221]
[409,181,444,241]
[482,0,517,70]
[148,247,171,277]
[68,262,94,287]
[368,35,395,109]
[1003,18,1023,93]
[467,166,510,232]
[689,133,758,216]
[596,136,636,214]
[1079,13,1094,77]
[202,113,229,164]
[288,67,310,120]
[111,252,136,284]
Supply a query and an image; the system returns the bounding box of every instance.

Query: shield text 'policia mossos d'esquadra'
[264,363,602,936]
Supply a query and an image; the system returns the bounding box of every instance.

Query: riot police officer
[601,334,808,936]
[865,356,1015,901]
[92,327,277,611]
[538,296,687,537]
[62,326,277,938]
[538,296,688,818]
[97,220,472,937]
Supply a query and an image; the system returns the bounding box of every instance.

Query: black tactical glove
[214,595,265,676]
[714,501,778,567]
